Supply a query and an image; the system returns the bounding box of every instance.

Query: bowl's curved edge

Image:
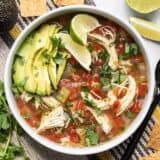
[4,5,155,155]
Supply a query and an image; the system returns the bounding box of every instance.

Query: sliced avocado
[34,24,60,52]
[44,65,52,95]
[13,24,61,95]
[13,36,34,87]
[42,96,61,108]
[48,51,69,90]
[24,24,59,94]
[48,59,57,89]
[33,49,51,96]
[48,40,59,90]
[56,51,70,86]
[56,87,70,103]
[56,58,67,86]
[23,34,40,93]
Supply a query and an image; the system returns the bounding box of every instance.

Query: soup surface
[12,13,148,147]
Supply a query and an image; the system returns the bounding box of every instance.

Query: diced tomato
[112,87,126,99]
[94,59,105,66]
[106,111,124,135]
[76,100,85,110]
[116,43,125,55]
[82,72,92,84]
[91,87,106,98]
[69,132,80,143]
[27,118,39,128]
[59,79,71,88]
[93,24,119,35]
[46,133,63,143]
[92,42,104,52]
[65,124,76,133]
[69,57,78,65]
[118,89,127,99]
[92,73,100,82]
[138,83,147,98]
[113,100,120,113]
[84,110,95,122]
[130,101,140,113]
[114,116,125,131]
[65,124,80,143]
[113,87,119,97]
[71,74,81,82]
[69,88,79,101]
[17,99,41,128]
[131,55,144,63]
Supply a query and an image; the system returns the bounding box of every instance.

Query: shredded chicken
[119,60,132,66]
[81,92,110,110]
[89,33,118,70]
[21,92,33,102]
[119,60,132,74]
[42,96,61,108]
[117,75,137,116]
[37,106,67,133]
[80,75,136,116]
[60,137,70,146]
[87,107,112,135]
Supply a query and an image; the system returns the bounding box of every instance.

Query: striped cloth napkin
[0,0,159,159]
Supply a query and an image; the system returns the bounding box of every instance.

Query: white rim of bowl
[4,5,155,155]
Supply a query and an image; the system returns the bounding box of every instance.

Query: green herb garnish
[120,42,139,59]
[65,102,73,108]
[87,44,93,53]
[125,111,136,119]
[81,86,90,93]
[0,81,29,160]
[23,112,30,119]
[85,125,99,146]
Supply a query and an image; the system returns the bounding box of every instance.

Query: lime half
[126,0,160,13]
[70,14,100,45]
[56,33,91,71]
[130,17,160,41]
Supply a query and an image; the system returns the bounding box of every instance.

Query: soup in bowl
[4,6,154,155]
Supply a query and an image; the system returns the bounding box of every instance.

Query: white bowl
[4,5,155,155]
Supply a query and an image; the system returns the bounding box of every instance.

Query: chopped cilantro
[100,63,113,78]
[87,44,93,53]
[23,113,30,119]
[81,86,90,93]
[120,42,139,59]
[0,81,29,159]
[125,111,136,119]
[50,37,61,49]
[54,53,64,65]
[65,102,73,108]
[84,97,96,108]
[85,125,99,146]
[98,51,109,61]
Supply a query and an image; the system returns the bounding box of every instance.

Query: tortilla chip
[54,0,84,6]
[139,151,160,160]
[20,0,47,17]
[148,123,160,151]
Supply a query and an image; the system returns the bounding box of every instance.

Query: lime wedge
[70,14,100,45]
[126,0,160,13]
[130,17,160,41]
[56,33,91,71]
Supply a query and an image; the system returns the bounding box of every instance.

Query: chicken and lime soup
[12,13,148,147]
